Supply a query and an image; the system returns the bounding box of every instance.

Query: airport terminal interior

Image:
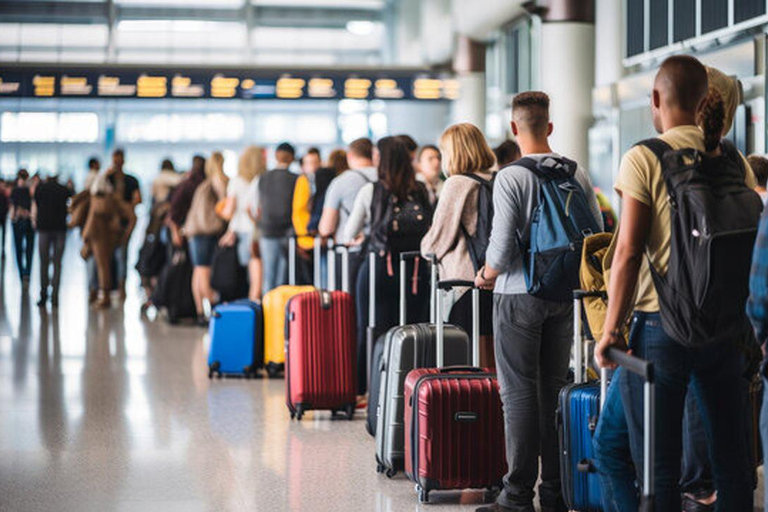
[3,0,768,511]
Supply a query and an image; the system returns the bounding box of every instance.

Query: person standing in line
[748,154,768,204]
[219,146,265,302]
[415,144,443,205]
[594,56,756,512]
[168,155,206,249]
[183,151,229,322]
[327,148,349,176]
[494,140,522,168]
[34,172,72,308]
[150,159,183,206]
[473,92,602,512]
[421,124,496,367]
[257,142,298,295]
[10,169,35,285]
[106,148,142,300]
[292,147,322,285]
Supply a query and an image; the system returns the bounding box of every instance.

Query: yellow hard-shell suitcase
[263,285,314,377]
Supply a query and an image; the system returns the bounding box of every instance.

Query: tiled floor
[0,232,764,511]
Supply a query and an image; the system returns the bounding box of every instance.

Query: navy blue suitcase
[208,300,263,379]
[558,382,602,511]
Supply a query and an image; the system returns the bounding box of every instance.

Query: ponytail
[697,89,726,153]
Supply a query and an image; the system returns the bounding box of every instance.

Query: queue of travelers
[9,53,768,512]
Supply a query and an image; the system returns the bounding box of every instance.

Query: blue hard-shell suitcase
[208,300,263,378]
[558,382,602,512]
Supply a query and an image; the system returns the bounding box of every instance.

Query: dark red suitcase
[404,281,507,504]
[286,289,357,420]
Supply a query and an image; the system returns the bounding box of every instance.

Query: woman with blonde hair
[183,151,229,321]
[420,122,496,366]
[219,145,266,302]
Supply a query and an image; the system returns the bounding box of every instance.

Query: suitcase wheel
[290,410,296,420]
[266,363,282,379]
[416,485,429,504]
[295,405,304,421]
[376,463,385,474]
[385,467,397,479]
[208,362,220,379]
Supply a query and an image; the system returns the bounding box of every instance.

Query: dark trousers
[355,253,430,394]
[594,312,753,512]
[12,218,35,279]
[38,230,66,300]
[0,216,7,258]
[492,293,572,511]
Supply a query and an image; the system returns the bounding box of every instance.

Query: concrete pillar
[451,36,486,128]
[536,0,595,167]
[595,0,623,87]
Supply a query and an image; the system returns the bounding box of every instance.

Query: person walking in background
[0,179,9,261]
[82,157,102,301]
[183,152,229,322]
[84,157,100,192]
[474,92,602,512]
[416,144,443,205]
[327,148,349,176]
[79,174,136,309]
[10,169,35,284]
[494,140,521,168]
[106,149,142,300]
[421,123,496,367]
[748,154,768,203]
[219,145,265,302]
[34,172,72,308]
[257,142,298,295]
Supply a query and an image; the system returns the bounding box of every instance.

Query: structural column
[536,0,595,168]
[451,36,486,128]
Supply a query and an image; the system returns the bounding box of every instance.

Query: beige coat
[420,170,494,284]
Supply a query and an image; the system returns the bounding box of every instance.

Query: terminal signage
[0,66,457,101]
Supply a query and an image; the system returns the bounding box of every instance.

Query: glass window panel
[0,24,20,46]
[59,25,109,47]
[626,0,645,57]
[251,26,382,51]
[701,0,728,34]
[649,0,668,50]
[673,0,696,42]
[1,112,98,143]
[735,0,766,23]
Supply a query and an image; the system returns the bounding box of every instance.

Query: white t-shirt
[228,175,259,235]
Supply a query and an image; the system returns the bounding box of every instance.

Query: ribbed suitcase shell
[558,382,602,512]
[207,301,263,377]
[375,324,468,475]
[286,290,357,416]
[404,368,506,498]
[263,285,314,374]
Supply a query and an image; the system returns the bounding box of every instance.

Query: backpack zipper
[565,191,573,217]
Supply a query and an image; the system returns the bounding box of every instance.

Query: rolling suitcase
[374,251,468,477]
[285,287,357,421]
[558,290,605,511]
[404,281,506,504]
[262,236,317,377]
[207,300,264,378]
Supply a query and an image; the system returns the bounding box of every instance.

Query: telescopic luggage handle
[436,280,480,368]
[606,347,655,512]
[288,235,324,288]
[288,235,297,286]
[572,289,606,384]
[332,242,353,293]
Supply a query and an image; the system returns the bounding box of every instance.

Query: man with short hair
[748,153,768,203]
[107,148,142,300]
[258,142,298,294]
[474,91,602,512]
[34,172,72,308]
[594,55,755,511]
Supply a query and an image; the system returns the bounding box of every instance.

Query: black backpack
[210,244,249,302]
[369,182,432,255]
[153,247,196,324]
[639,138,763,348]
[135,233,167,278]
[460,173,495,271]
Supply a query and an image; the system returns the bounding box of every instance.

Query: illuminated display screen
[0,66,458,101]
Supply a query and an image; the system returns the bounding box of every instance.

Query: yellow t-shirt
[614,125,756,312]
[292,174,314,251]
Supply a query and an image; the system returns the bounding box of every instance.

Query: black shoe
[682,495,715,512]
[475,505,514,512]
[36,297,47,308]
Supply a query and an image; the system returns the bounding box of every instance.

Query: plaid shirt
[748,207,768,346]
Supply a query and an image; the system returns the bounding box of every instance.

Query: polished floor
[0,233,501,512]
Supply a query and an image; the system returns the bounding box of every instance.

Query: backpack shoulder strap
[635,138,673,162]
[719,139,746,176]
[351,170,373,184]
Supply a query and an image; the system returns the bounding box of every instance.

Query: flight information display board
[0,66,458,101]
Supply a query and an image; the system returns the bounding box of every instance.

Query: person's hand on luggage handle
[474,265,497,290]
[218,230,236,247]
[348,233,365,247]
[595,328,630,370]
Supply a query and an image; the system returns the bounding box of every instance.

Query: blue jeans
[113,245,128,284]
[260,236,287,296]
[595,312,753,512]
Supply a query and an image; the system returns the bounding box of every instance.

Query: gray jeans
[38,230,66,300]
[493,293,572,511]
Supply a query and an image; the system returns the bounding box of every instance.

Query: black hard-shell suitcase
[153,247,196,324]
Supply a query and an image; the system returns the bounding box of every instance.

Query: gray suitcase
[374,251,468,477]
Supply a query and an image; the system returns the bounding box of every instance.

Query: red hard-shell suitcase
[286,289,357,420]
[403,281,507,504]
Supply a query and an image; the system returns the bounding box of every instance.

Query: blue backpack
[516,157,601,302]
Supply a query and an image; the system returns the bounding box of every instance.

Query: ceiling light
[346,20,374,36]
